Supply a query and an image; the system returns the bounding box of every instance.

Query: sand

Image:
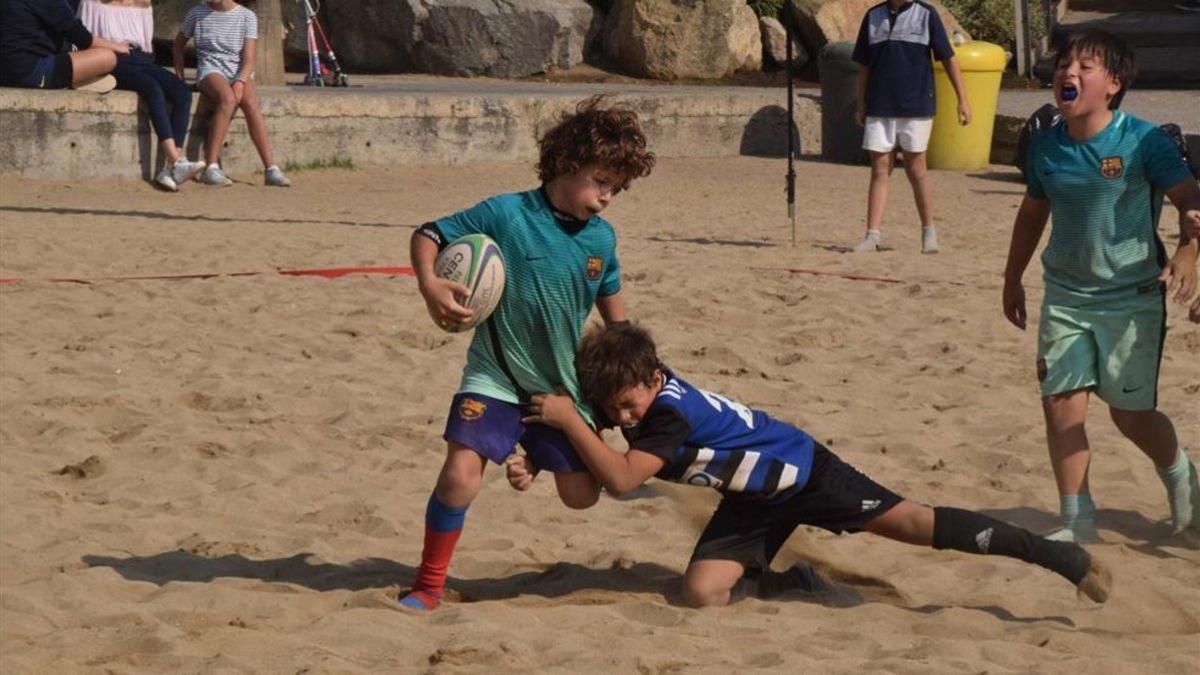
[1,157,1198,673]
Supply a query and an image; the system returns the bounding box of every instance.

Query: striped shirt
[1027,111,1193,306]
[622,370,815,502]
[180,2,256,80]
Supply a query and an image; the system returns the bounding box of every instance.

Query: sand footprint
[616,601,684,627]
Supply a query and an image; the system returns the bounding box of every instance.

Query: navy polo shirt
[851,1,954,118]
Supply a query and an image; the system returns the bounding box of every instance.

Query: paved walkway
[298,73,1196,131]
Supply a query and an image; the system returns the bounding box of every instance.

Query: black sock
[932,506,1090,585]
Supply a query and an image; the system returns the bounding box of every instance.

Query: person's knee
[680,578,731,608]
[209,89,237,112]
[555,475,600,510]
[904,160,927,181]
[437,450,484,494]
[98,50,117,72]
[1109,407,1150,436]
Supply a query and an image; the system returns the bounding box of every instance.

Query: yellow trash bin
[927,40,1008,170]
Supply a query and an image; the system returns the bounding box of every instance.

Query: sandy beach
[1,156,1197,672]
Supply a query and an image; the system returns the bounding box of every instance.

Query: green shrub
[941,0,1047,57]
[747,0,785,20]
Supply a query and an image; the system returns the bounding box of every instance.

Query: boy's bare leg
[237,79,276,169]
[901,149,939,252]
[552,471,600,509]
[1043,389,1097,541]
[1112,407,1199,532]
[681,559,747,607]
[901,150,933,229]
[857,150,893,251]
[197,74,238,167]
[401,442,486,611]
[1044,390,1093,494]
[865,500,1109,602]
[1109,408,1178,468]
[434,442,487,507]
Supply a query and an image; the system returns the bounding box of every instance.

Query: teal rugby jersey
[434,188,621,425]
[1026,111,1192,306]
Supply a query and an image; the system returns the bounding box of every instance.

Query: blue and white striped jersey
[622,370,815,501]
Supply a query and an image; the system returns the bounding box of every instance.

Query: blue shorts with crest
[443,393,586,473]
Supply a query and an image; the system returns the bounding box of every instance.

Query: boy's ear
[1106,73,1122,101]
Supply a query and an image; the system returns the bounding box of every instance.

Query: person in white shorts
[851,1,971,253]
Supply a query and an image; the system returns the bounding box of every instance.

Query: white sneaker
[200,164,233,187]
[854,230,882,253]
[74,74,116,94]
[921,226,940,254]
[264,165,291,187]
[1044,524,1098,544]
[154,167,178,192]
[171,159,206,186]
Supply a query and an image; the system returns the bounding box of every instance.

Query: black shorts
[690,444,903,570]
[15,52,73,89]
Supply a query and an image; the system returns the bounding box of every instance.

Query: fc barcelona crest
[1099,156,1124,179]
[586,257,603,280]
[459,398,487,421]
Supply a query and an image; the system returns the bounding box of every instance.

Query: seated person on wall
[173,0,290,188]
[78,0,206,191]
[0,0,128,91]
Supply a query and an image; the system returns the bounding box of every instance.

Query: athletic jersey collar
[1059,110,1125,146]
[536,185,592,235]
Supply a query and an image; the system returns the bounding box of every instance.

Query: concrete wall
[0,85,823,181]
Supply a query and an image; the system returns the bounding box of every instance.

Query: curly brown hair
[537,95,656,186]
[575,322,662,408]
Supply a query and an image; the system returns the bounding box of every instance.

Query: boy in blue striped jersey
[510,322,1110,607]
[1002,28,1200,543]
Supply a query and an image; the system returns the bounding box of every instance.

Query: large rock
[785,0,968,60]
[760,15,808,70]
[155,0,600,78]
[602,0,762,80]
[408,0,601,77]
[318,0,416,73]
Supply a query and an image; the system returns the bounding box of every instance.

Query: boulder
[785,0,968,60]
[318,0,417,73]
[404,0,601,77]
[156,1,600,78]
[602,0,762,80]
[760,15,808,70]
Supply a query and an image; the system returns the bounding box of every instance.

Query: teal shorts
[1036,290,1166,410]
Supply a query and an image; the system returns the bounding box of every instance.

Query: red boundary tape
[0,266,415,286]
[1,265,911,287]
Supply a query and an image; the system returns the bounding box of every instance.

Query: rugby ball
[434,234,506,332]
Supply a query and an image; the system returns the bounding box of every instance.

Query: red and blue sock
[400,493,467,611]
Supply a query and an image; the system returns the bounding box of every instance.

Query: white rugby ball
[434,234,506,332]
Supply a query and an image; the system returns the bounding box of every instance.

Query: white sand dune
[1,157,1197,672]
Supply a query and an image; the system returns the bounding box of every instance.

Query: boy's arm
[1002,195,1051,329]
[595,291,626,324]
[172,34,188,80]
[411,230,473,327]
[524,394,663,496]
[854,67,868,127]
[941,56,972,125]
[234,38,256,103]
[1161,178,1200,304]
